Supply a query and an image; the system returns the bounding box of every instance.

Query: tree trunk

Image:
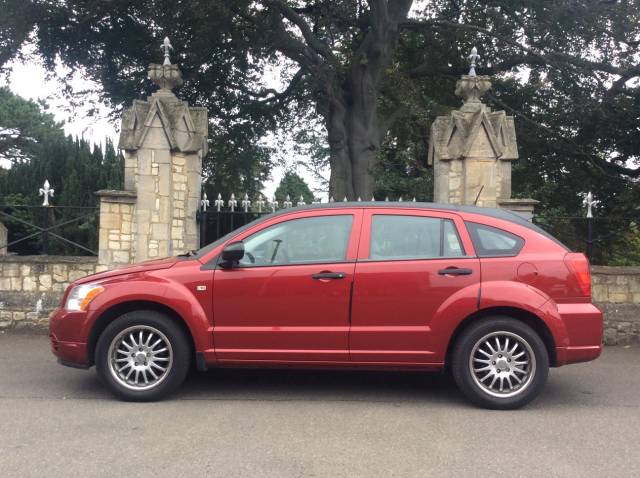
[327,70,382,201]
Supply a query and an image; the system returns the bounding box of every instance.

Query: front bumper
[554,302,604,366]
[49,308,90,368]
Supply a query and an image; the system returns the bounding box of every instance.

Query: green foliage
[0,89,123,255]
[274,171,315,204]
[2,1,640,262]
[606,222,640,267]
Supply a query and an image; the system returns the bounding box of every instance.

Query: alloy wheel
[469,331,536,398]
[107,325,174,391]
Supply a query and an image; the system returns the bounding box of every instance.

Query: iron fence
[0,205,99,256]
[198,194,640,266]
[533,215,639,265]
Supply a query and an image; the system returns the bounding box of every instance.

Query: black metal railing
[533,215,640,266]
[198,209,270,247]
[0,205,99,256]
[196,200,640,267]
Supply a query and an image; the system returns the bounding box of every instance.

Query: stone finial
[161,37,173,66]
[453,46,491,105]
[454,75,491,104]
[148,63,183,92]
[468,46,480,76]
[148,36,183,92]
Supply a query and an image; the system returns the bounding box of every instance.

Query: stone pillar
[428,71,538,219]
[96,190,136,268]
[0,222,7,255]
[97,43,208,269]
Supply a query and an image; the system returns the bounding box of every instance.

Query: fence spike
[228,193,237,212]
[200,192,210,212]
[214,193,224,212]
[39,180,55,206]
[256,196,265,213]
[583,191,597,218]
[242,193,251,212]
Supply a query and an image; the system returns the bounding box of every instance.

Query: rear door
[350,209,480,363]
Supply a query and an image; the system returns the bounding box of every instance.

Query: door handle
[312,272,346,280]
[438,267,473,276]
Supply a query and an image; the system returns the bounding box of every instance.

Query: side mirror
[220,241,244,267]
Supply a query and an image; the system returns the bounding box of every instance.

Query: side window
[370,215,465,260]
[465,222,524,257]
[238,215,353,266]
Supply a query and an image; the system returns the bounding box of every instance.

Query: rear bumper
[49,308,90,368]
[555,345,602,366]
[554,302,604,366]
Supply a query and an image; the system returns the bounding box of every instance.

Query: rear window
[465,222,524,257]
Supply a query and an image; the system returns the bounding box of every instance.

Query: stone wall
[0,256,97,332]
[0,257,637,345]
[592,266,640,345]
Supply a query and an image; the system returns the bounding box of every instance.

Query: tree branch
[266,0,339,67]
[401,19,640,78]
[486,92,640,179]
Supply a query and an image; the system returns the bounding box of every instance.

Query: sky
[0,50,327,200]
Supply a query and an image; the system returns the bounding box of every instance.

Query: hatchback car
[49,203,603,409]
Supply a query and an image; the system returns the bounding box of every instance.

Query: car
[49,202,603,409]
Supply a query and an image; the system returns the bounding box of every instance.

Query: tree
[0,89,124,254]
[0,87,63,164]
[3,1,640,208]
[274,170,315,204]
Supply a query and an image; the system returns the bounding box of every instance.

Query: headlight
[65,284,104,311]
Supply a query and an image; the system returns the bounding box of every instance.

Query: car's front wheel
[95,310,190,401]
[451,317,549,410]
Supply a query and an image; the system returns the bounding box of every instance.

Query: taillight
[564,253,591,297]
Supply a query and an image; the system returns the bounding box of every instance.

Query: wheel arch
[87,300,196,367]
[444,306,557,368]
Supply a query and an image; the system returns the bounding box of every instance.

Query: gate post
[97,37,207,269]
[428,47,538,220]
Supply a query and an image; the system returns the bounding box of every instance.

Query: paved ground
[0,335,638,477]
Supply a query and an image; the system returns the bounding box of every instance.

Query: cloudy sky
[1,48,326,199]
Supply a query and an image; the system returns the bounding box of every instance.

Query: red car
[49,203,603,409]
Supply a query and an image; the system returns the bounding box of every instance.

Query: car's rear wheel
[95,310,190,401]
[451,317,549,410]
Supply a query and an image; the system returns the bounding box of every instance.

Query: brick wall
[0,256,97,331]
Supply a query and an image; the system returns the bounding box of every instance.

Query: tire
[95,310,191,401]
[451,317,549,410]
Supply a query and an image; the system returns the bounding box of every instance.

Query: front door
[350,209,480,363]
[213,209,362,362]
